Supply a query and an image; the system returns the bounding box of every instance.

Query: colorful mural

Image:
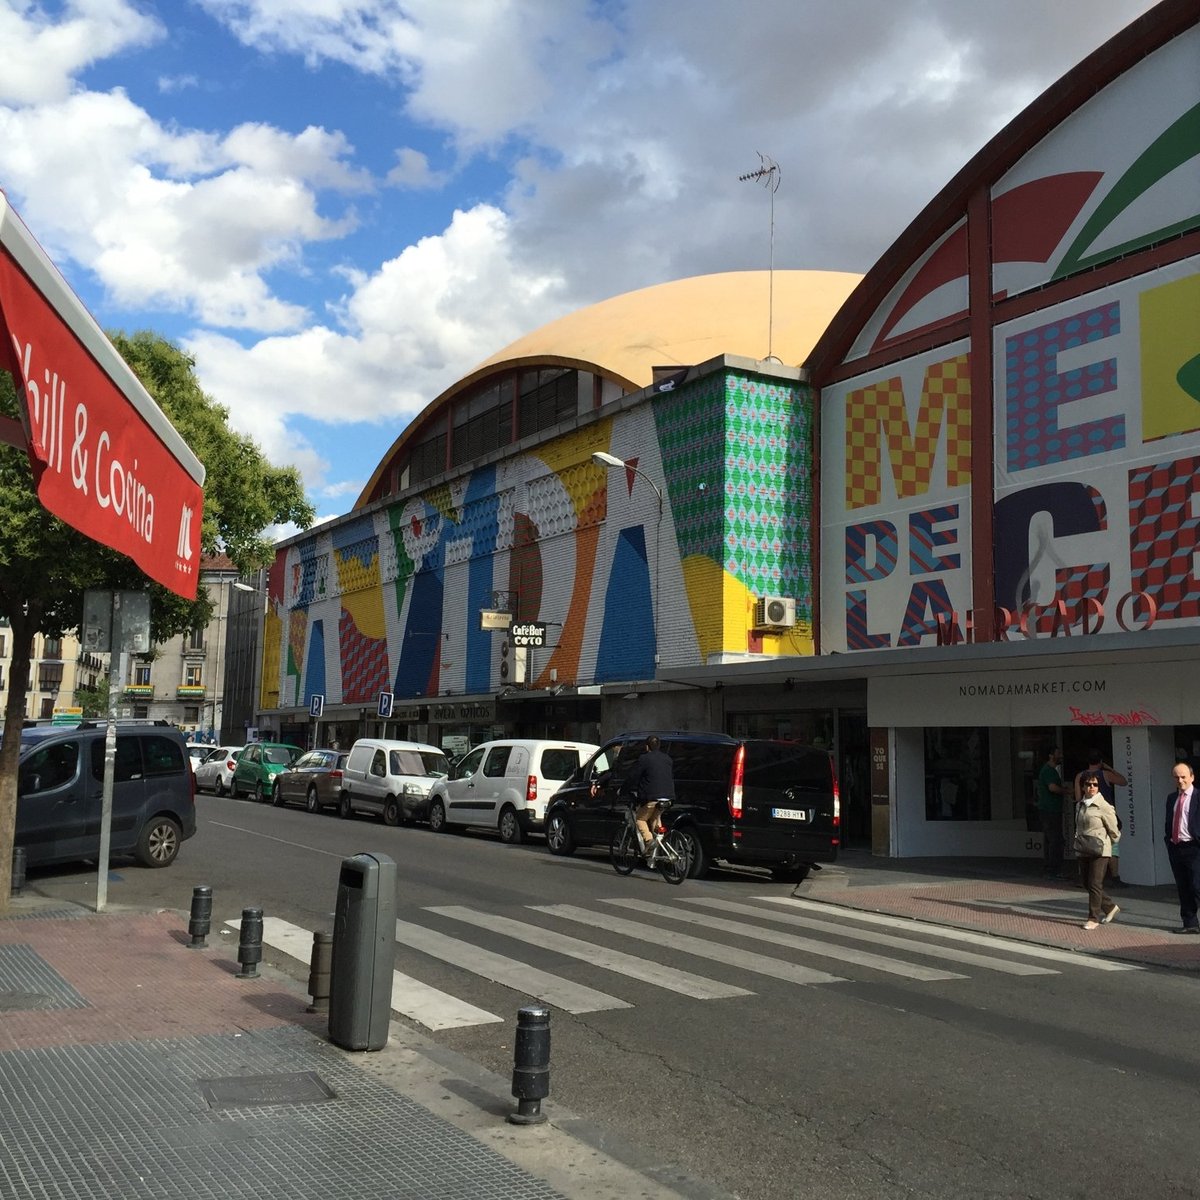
[267,366,815,710]
[821,17,1200,653]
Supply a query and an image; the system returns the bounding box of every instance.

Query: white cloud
[0,0,162,104]
[0,90,367,330]
[184,203,567,489]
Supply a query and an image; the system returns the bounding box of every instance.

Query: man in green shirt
[1036,746,1066,876]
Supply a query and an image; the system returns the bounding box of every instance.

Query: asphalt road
[26,794,1200,1200]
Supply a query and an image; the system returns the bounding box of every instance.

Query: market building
[254,0,1199,873]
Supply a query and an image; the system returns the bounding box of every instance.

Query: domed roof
[356,269,861,508]
[471,269,862,387]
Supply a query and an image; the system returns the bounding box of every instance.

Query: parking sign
[309,694,325,719]
[377,691,394,718]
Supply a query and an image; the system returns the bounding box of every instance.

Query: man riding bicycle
[628,736,675,856]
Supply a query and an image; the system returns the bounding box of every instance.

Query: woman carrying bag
[1075,772,1122,930]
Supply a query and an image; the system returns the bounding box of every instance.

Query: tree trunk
[0,604,38,914]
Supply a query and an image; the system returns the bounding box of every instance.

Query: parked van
[339,738,450,824]
[17,720,197,868]
[544,731,839,880]
[426,738,599,844]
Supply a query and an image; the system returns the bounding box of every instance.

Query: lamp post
[592,451,664,668]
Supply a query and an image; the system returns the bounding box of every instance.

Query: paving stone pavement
[0,904,709,1200]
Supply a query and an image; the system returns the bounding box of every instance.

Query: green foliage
[75,677,111,718]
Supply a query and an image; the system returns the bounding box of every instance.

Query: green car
[231,741,302,802]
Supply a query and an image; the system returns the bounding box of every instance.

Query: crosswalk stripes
[678,897,1057,976]
[231,894,1131,1034]
[756,897,1142,973]
[427,905,752,1000]
[229,916,504,1031]
[600,898,965,982]
[530,903,847,986]
[394,919,631,1014]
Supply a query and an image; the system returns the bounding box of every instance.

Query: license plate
[772,807,808,821]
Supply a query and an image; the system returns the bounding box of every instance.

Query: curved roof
[807,0,1198,377]
[357,269,860,508]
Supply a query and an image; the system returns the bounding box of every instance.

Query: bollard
[186,885,213,949]
[236,907,263,979]
[507,1004,550,1125]
[307,931,333,1013]
[11,847,26,897]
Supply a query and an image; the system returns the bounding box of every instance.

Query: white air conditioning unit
[754,596,797,630]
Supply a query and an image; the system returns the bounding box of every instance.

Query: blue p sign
[309,694,325,719]
[378,691,394,718]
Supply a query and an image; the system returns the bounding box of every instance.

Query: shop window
[925,727,991,821]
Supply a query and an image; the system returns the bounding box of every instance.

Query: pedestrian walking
[1035,747,1067,877]
[1073,749,1128,886]
[1165,760,1200,934]
[1074,773,1121,930]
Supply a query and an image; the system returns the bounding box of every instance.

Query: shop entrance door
[838,710,870,847]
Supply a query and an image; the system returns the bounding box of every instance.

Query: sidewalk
[0,896,721,1200]
[799,849,1200,971]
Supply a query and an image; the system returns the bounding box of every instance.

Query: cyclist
[628,736,675,856]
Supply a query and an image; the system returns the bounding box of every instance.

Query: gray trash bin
[328,852,397,1051]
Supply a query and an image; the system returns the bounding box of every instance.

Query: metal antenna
[738,153,781,362]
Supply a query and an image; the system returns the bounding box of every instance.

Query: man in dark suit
[1165,760,1200,933]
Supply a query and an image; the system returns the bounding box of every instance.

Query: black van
[17,721,198,868]
[544,731,839,879]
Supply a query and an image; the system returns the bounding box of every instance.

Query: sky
[0,0,1162,525]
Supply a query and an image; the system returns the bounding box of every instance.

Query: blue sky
[0,0,1159,525]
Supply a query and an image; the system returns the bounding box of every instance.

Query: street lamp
[591,451,664,667]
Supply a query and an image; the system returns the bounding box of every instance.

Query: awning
[0,192,205,599]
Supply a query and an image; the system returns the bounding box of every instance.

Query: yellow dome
[357,269,861,508]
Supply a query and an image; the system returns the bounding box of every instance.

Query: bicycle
[610,800,690,885]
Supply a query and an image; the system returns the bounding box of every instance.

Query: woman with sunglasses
[1075,773,1121,930]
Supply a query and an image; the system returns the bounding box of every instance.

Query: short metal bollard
[11,847,26,897]
[508,1004,550,1125]
[186,885,213,949]
[307,931,333,1013]
[236,907,263,979]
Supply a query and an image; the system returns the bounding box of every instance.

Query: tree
[74,678,111,719]
[0,331,314,910]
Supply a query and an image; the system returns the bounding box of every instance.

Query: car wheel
[135,816,181,867]
[498,806,523,845]
[305,786,320,814]
[215,777,226,797]
[231,776,242,799]
[254,780,266,804]
[429,798,447,833]
[676,826,708,878]
[338,792,353,820]
[272,780,285,807]
[383,796,400,827]
[546,811,575,857]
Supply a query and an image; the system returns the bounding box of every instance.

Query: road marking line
[396,920,630,1014]
[604,899,963,982]
[757,897,1142,972]
[531,904,845,986]
[428,905,751,1001]
[681,898,1057,976]
[226,917,503,1031]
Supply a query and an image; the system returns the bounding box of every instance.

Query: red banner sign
[0,210,204,598]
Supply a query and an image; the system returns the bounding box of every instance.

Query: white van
[339,738,450,824]
[426,738,598,844]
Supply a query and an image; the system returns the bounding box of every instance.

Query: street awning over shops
[0,193,205,600]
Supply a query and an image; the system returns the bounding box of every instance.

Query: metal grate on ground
[0,945,89,1011]
[0,1024,567,1200]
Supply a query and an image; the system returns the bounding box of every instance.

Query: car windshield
[264,746,298,765]
[390,749,450,777]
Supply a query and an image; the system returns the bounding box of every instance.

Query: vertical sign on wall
[869,727,892,856]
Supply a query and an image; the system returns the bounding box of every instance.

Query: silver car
[194,745,243,795]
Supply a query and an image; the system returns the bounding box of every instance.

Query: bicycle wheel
[660,830,690,885]
[610,825,638,875]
